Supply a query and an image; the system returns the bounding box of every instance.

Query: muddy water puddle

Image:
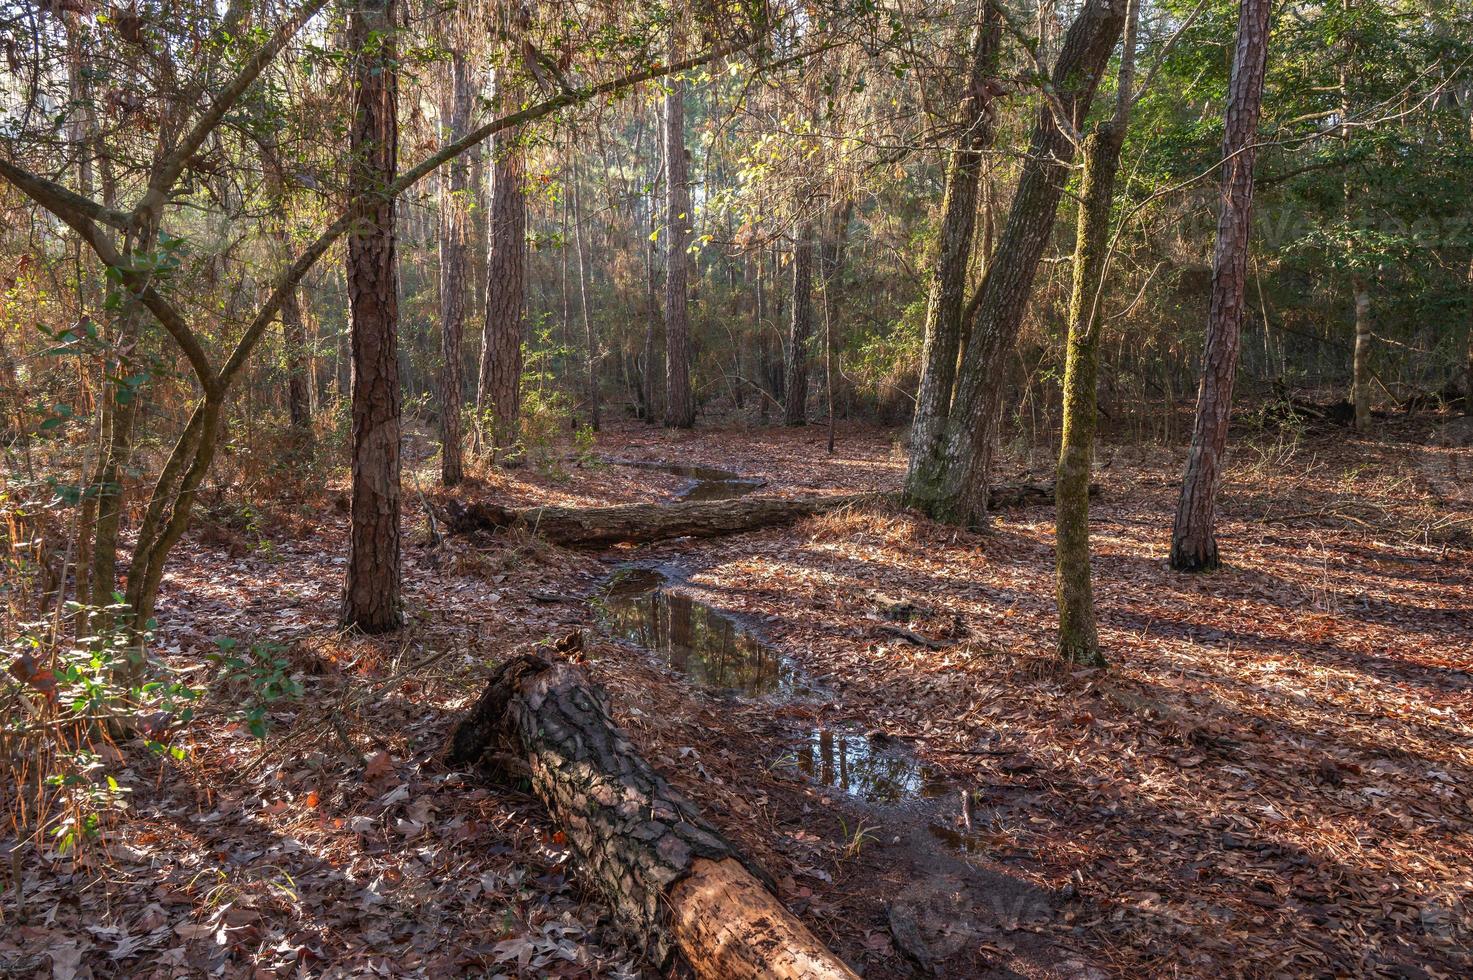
[788,730,955,804]
[596,568,805,696]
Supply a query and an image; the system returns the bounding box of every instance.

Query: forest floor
[8,412,1473,978]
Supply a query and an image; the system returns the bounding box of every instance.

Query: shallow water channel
[609,459,766,501]
[594,461,962,810]
[597,567,804,696]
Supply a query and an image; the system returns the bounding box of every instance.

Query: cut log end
[670,857,861,980]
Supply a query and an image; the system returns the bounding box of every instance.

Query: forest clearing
[5,417,1470,977]
[3,0,1473,976]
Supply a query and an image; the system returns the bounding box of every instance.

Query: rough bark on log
[443,483,1097,547]
[445,649,859,979]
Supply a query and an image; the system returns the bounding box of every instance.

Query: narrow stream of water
[608,459,766,501]
[593,461,965,814]
[789,730,955,803]
[597,567,804,697]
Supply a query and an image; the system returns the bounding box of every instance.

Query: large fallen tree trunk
[443,492,876,546]
[445,647,859,979]
[443,482,1095,547]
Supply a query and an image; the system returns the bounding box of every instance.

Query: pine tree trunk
[476,79,526,457]
[904,5,1001,501]
[783,223,815,426]
[910,0,1127,525]
[437,51,472,486]
[341,0,403,633]
[663,39,695,429]
[1170,0,1272,572]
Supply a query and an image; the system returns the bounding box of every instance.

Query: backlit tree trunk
[1352,278,1371,431]
[341,0,403,633]
[904,5,1001,501]
[573,165,599,429]
[642,173,662,422]
[282,285,312,440]
[1056,0,1137,667]
[1169,0,1272,572]
[783,223,814,426]
[663,37,695,429]
[476,79,526,457]
[909,0,1128,525]
[437,50,472,486]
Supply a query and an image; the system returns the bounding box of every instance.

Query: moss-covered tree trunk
[1055,0,1137,667]
[908,0,1127,525]
[1056,125,1124,667]
[903,4,1001,503]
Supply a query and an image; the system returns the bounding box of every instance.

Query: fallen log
[443,482,1097,547]
[988,480,1099,509]
[443,492,877,547]
[445,647,859,980]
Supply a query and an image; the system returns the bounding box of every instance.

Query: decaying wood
[445,645,859,979]
[443,482,1097,547]
[875,623,948,650]
[443,493,878,546]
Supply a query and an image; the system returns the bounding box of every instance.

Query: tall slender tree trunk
[1351,278,1371,431]
[642,158,662,422]
[341,0,403,633]
[909,0,1127,525]
[663,38,695,429]
[437,51,472,485]
[476,78,526,457]
[1056,0,1137,667]
[1341,22,1372,435]
[904,4,1001,500]
[573,166,600,429]
[784,223,815,426]
[282,285,313,439]
[1465,254,1473,416]
[1169,0,1272,572]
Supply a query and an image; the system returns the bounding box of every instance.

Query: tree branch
[0,157,130,231]
[136,0,330,227]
